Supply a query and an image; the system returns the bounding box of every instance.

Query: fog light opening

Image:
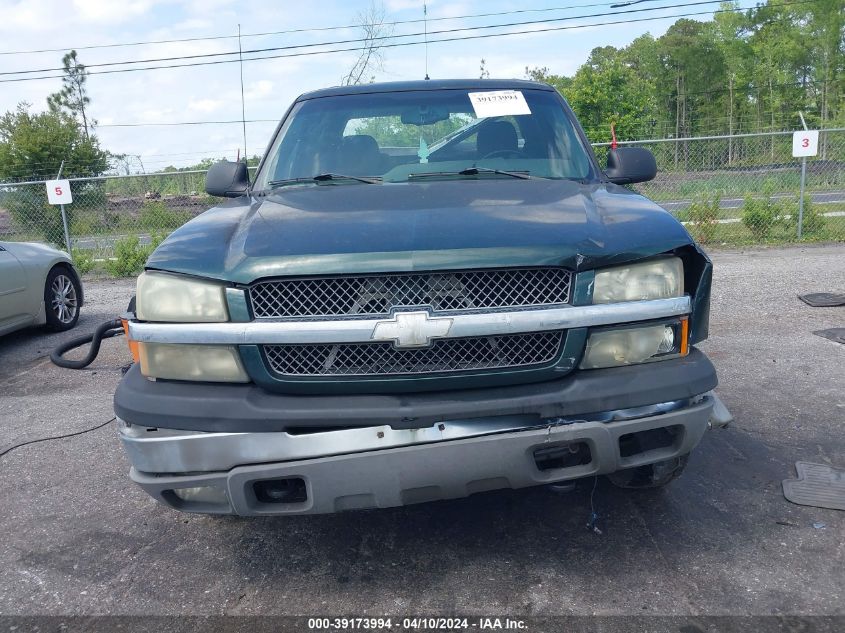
[169,485,228,505]
[534,442,592,471]
[618,425,683,458]
[253,478,308,504]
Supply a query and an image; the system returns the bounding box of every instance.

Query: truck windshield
[254,88,597,189]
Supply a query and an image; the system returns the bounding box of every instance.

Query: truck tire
[606,453,689,489]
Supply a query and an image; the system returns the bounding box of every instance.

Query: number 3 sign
[46,179,73,205]
[792,130,819,158]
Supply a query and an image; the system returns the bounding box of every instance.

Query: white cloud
[386,0,426,13]
[187,98,224,113]
[244,79,273,101]
[427,1,470,20]
[184,0,236,13]
[72,0,155,24]
[138,108,175,123]
[171,18,214,32]
[0,0,46,31]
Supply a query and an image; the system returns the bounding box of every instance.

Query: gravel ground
[0,245,843,619]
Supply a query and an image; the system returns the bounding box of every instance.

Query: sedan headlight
[593,257,683,304]
[138,343,249,382]
[136,271,228,322]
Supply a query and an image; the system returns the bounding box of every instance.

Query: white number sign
[468,90,531,118]
[46,179,73,205]
[792,130,819,158]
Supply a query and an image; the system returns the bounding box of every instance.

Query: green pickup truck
[115,79,730,516]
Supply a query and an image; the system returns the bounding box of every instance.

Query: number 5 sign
[46,179,73,205]
[792,130,819,158]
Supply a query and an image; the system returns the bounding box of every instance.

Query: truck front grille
[263,330,563,377]
[249,267,572,319]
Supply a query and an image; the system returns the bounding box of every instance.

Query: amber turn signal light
[121,318,140,364]
[679,317,689,357]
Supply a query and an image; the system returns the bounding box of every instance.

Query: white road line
[681,210,845,226]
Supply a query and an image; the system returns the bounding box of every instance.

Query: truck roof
[297,78,555,101]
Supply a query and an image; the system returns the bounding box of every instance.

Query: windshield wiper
[267,173,382,189]
[312,172,382,184]
[408,167,533,181]
[458,166,533,180]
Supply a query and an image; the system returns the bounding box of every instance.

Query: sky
[0,0,755,172]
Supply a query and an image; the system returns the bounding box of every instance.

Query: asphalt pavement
[0,245,843,618]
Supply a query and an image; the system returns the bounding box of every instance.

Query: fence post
[55,162,73,259]
[60,202,72,258]
[796,112,810,240]
[798,158,806,240]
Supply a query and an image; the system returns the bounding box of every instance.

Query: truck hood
[147,179,693,283]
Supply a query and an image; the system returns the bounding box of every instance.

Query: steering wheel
[481,149,523,160]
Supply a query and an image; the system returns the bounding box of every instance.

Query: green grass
[688,213,845,248]
[639,171,845,202]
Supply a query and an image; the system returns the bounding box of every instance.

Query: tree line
[1,0,842,184]
[0,51,109,183]
[527,0,843,144]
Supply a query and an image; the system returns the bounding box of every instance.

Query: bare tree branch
[342,2,393,86]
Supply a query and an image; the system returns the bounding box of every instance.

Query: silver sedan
[0,241,84,336]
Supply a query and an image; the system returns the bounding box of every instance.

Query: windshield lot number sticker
[792,130,819,157]
[468,90,531,118]
[46,179,72,205]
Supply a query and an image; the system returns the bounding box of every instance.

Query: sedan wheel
[45,267,81,331]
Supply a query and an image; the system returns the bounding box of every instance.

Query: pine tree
[47,50,93,141]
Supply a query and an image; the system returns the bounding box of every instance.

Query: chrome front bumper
[120,394,725,516]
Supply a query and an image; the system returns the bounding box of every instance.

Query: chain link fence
[1,130,843,276]
[0,170,238,276]
[593,128,845,246]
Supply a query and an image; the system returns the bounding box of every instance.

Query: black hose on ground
[50,318,125,369]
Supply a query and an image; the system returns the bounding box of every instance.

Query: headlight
[136,271,228,322]
[138,343,249,382]
[580,320,688,369]
[593,257,683,304]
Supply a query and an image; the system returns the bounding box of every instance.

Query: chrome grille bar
[128,296,692,345]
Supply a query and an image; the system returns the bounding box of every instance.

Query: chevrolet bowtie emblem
[371,311,453,348]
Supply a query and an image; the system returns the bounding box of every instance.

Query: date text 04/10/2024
[306,617,528,630]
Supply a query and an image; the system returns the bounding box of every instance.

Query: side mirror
[205,160,250,197]
[605,147,657,185]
